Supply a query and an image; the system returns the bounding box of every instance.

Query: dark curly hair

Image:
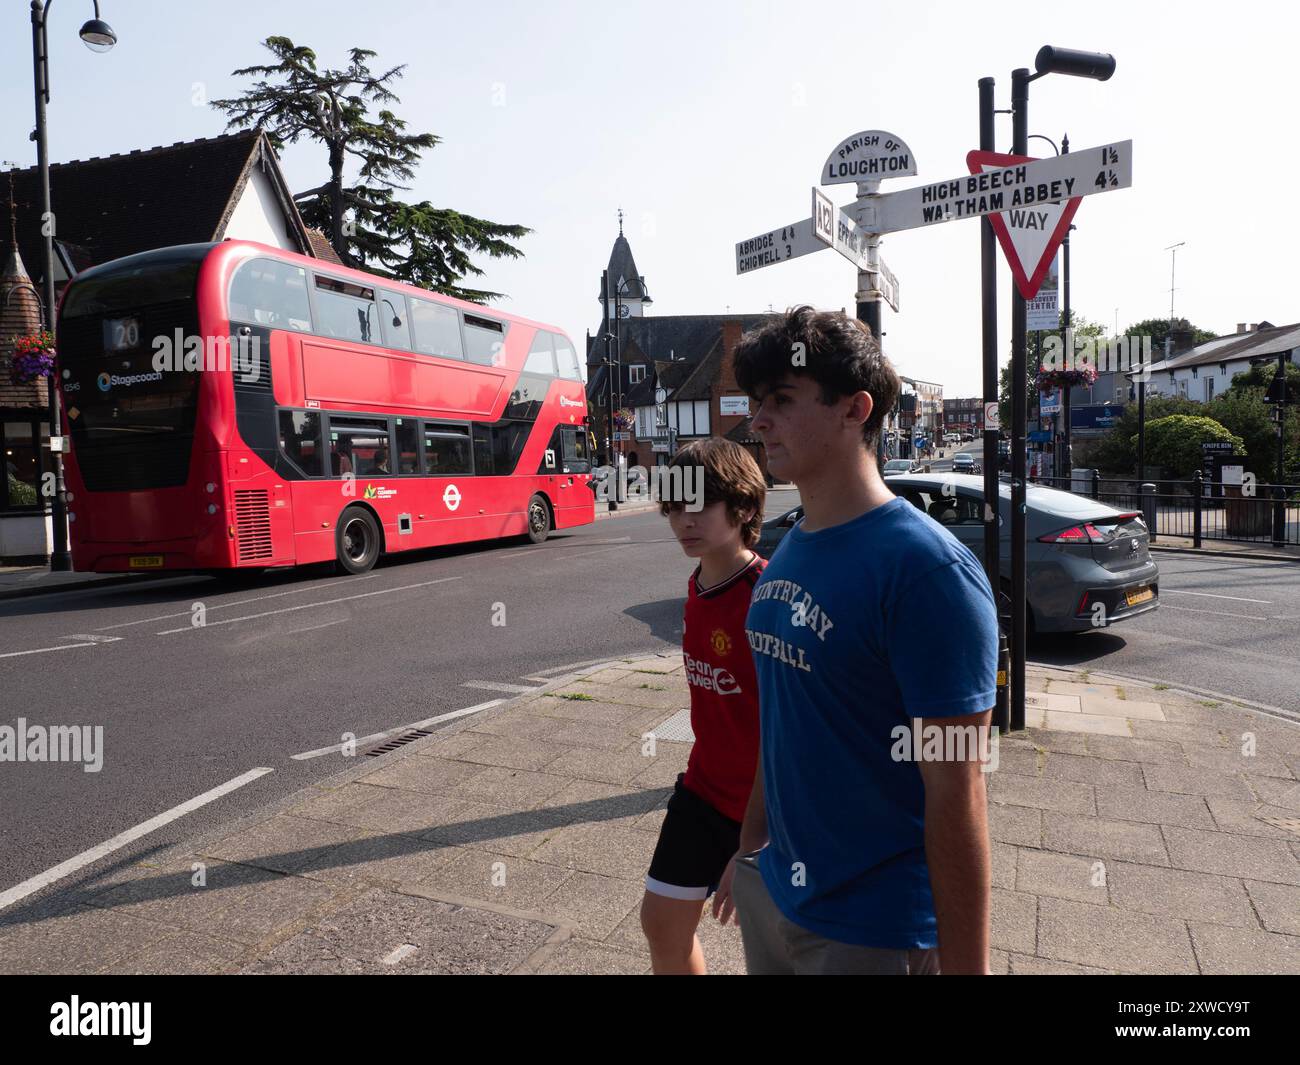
[732,305,901,454]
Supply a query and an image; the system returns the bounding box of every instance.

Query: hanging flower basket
[613,407,634,431]
[8,330,57,385]
[1036,365,1097,393]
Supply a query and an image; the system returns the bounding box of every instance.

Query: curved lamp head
[79,18,117,53]
[1034,46,1115,81]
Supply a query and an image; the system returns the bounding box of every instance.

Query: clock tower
[599,209,652,319]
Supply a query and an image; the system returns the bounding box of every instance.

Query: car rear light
[1039,523,1111,544]
[1076,591,1090,614]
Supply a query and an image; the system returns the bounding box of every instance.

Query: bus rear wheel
[526,494,552,545]
[336,506,382,575]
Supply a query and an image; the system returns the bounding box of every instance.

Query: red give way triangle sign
[967,150,1082,299]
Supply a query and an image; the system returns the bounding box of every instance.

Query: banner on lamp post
[1027,253,1060,331]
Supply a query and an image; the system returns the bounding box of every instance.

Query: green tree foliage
[1087,395,1202,475]
[1124,317,1217,355]
[1135,415,1242,479]
[1227,360,1300,405]
[212,37,529,302]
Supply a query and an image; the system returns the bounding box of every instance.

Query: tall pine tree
[212,37,529,302]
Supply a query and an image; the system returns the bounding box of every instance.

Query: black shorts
[645,774,742,901]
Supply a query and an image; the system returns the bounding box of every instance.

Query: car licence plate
[1126,585,1154,606]
[129,555,164,569]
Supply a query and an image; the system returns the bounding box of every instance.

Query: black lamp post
[990,46,1114,732]
[30,0,116,571]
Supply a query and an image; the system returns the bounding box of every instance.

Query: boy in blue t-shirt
[710,306,999,975]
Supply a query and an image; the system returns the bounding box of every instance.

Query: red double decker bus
[55,240,594,575]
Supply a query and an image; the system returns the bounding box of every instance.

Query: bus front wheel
[336,506,382,575]
[526,494,552,545]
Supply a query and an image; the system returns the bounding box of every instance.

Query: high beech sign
[967,150,1082,299]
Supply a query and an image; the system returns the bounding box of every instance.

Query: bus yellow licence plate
[129,555,164,569]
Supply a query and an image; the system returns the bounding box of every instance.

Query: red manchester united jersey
[680,553,766,823]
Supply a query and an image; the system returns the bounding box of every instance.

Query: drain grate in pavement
[1256,814,1300,835]
[366,728,434,757]
[650,708,694,743]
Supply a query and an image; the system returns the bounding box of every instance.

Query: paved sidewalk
[1,653,1297,974]
[0,565,169,601]
[1147,535,1300,563]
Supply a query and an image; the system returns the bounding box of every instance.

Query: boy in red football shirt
[640,438,767,974]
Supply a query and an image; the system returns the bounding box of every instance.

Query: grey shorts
[731,852,941,975]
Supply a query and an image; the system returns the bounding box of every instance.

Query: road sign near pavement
[812,188,872,271]
[821,129,917,185]
[872,257,900,312]
[735,218,824,275]
[968,150,1082,299]
[859,140,1132,236]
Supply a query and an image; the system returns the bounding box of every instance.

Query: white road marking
[0,767,274,914]
[381,944,419,965]
[290,699,505,761]
[461,680,543,694]
[1161,604,1270,621]
[61,634,124,643]
[0,641,98,659]
[94,574,380,630]
[156,576,462,635]
[282,618,347,636]
[1163,589,1271,604]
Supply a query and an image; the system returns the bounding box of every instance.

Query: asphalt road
[1,479,1297,911]
[0,492,795,905]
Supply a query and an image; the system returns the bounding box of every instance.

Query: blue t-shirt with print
[745,496,998,949]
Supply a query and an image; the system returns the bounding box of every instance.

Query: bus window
[314,275,378,344]
[395,418,419,474]
[378,291,413,351]
[464,313,508,367]
[328,416,391,477]
[562,427,590,473]
[524,331,556,375]
[422,423,472,475]
[553,334,581,380]
[278,410,323,476]
[229,258,312,332]
[408,297,463,360]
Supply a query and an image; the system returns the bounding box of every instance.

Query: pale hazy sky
[2,0,1296,396]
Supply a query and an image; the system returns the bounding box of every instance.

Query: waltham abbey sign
[821,129,917,184]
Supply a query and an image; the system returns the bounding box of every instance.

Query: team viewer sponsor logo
[684,651,740,695]
[50,996,151,1045]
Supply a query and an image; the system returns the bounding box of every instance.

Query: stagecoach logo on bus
[150,330,262,382]
[96,369,162,392]
[558,396,584,408]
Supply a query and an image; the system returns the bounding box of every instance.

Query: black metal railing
[1029,472,1300,548]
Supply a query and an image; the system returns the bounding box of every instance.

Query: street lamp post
[30,0,116,571]
[1002,46,1115,732]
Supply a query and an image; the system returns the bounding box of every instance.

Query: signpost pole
[1009,67,1030,732]
[979,77,1001,610]
[1061,136,1073,479]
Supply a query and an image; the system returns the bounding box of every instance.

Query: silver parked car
[757,473,1158,635]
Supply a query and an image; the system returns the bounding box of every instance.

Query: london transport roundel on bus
[443,484,461,511]
[967,149,1082,300]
